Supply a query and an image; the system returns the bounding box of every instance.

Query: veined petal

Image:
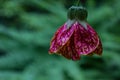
[57,34,80,60]
[93,39,103,55]
[74,22,100,55]
[87,39,102,56]
[49,20,75,53]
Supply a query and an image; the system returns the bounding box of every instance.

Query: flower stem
[76,0,80,6]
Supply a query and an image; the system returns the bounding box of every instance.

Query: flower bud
[67,6,88,21]
[76,6,88,21]
[67,6,76,20]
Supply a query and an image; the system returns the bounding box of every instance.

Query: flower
[49,6,102,60]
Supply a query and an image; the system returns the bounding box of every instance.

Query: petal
[57,34,80,60]
[49,20,75,53]
[87,39,102,56]
[93,39,103,55]
[74,22,100,55]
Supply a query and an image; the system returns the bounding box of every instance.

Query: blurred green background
[0,0,120,80]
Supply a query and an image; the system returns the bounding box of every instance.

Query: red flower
[49,6,102,60]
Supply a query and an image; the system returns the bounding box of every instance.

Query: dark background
[0,0,120,80]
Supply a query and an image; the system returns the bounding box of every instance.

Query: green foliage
[0,0,120,80]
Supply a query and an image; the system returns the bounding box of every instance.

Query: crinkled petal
[74,22,100,55]
[57,34,80,60]
[49,21,75,53]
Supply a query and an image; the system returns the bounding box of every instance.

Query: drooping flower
[49,6,102,60]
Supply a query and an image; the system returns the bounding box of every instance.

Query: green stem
[76,0,80,6]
